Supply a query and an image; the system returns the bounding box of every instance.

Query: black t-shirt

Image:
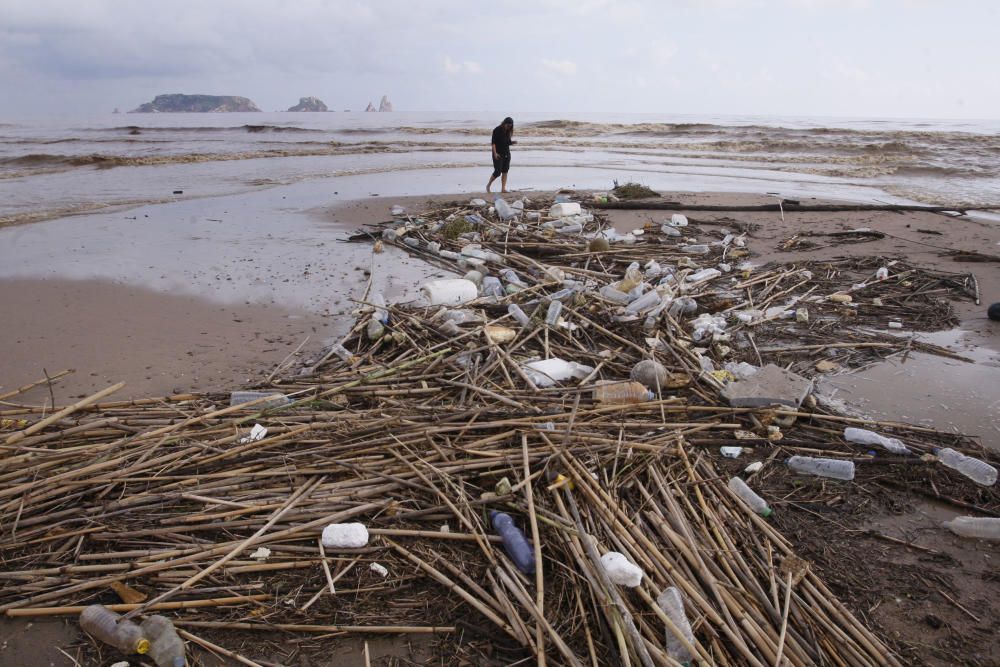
[491,125,511,157]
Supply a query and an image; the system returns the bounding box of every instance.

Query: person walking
[487,117,515,193]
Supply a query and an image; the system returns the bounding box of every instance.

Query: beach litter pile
[0,192,997,666]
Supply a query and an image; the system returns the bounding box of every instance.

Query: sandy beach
[1,181,997,665]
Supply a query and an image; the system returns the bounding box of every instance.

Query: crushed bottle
[80,605,149,655]
[140,615,186,667]
[656,587,696,663]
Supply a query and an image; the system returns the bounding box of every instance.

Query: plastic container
[656,587,696,663]
[369,292,389,324]
[618,263,644,293]
[668,297,697,318]
[490,511,535,574]
[600,551,643,587]
[330,343,355,365]
[550,202,582,217]
[545,300,563,326]
[481,276,504,298]
[494,198,518,220]
[420,279,478,306]
[593,381,654,405]
[625,289,661,315]
[522,358,594,388]
[229,391,291,409]
[80,605,149,655]
[141,615,186,667]
[844,427,911,455]
[935,448,997,486]
[787,456,855,481]
[366,319,385,341]
[463,270,484,286]
[500,268,527,288]
[321,523,369,548]
[599,285,632,305]
[507,303,532,328]
[686,268,721,282]
[682,244,710,255]
[669,213,688,227]
[556,221,583,234]
[942,516,1000,541]
[728,477,772,517]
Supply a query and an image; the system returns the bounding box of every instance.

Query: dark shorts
[491,153,511,178]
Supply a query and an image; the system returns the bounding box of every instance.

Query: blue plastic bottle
[489,511,536,575]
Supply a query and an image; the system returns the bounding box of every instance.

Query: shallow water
[2,112,999,226]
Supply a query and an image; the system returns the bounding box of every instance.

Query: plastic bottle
[661,224,681,237]
[494,198,518,220]
[140,615,186,667]
[593,381,654,405]
[656,587,695,663]
[508,303,532,328]
[667,297,697,318]
[500,268,527,288]
[682,244,710,254]
[420,278,478,306]
[369,292,389,324]
[229,391,291,409]
[934,448,997,486]
[599,285,632,304]
[79,605,149,655]
[686,268,721,282]
[463,270,484,286]
[787,456,855,481]
[481,276,504,298]
[942,516,1000,541]
[625,289,661,315]
[618,263,644,292]
[728,477,772,517]
[489,511,535,574]
[556,221,583,234]
[843,427,911,455]
[545,300,563,326]
[330,343,355,365]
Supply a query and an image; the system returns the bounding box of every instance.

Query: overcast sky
[1,0,997,119]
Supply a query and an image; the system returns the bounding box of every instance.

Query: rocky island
[365,95,393,112]
[287,97,329,112]
[131,94,261,113]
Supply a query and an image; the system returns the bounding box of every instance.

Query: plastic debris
[321,523,369,548]
[601,551,644,587]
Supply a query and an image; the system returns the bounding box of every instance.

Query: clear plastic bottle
[942,516,1000,541]
[330,343,355,365]
[507,303,532,328]
[370,292,389,324]
[656,587,695,663]
[934,448,997,486]
[843,427,910,455]
[728,477,773,517]
[593,381,654,405]
[545,300,562,326]
[489,511,535,574]
[494,197,518,220]
[481,276,504,298]
[599,285,632,305]
[787,456,855,481]
[229,391,291,409]
[618,263,644,292]
[140,615,186,667]
[79,605,149,655]
[625,289,661,315]
[682,244,710,254]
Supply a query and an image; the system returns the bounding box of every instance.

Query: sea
[2,112,1000,227]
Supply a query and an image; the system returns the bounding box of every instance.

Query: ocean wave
[94,124,325,134]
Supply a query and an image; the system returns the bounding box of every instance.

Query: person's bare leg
[501,172,509,193]
[486,175,496,193]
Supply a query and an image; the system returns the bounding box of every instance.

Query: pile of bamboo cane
[0,196,994,666]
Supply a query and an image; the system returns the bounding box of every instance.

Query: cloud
[443,56,482,74]
[539,59,578,76]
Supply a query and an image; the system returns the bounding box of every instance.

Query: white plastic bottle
[599,285,632,304]
[656,587,695,663]
[728,477,773,517]
[79,605,149,655]
[625,289,662,315]
[935,448,997,486]
[942,516,1000,541]
[787,456,855,481]
[420,278,478,306]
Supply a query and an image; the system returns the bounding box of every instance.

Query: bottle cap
[761,508,773,518]
[136,638,151,654]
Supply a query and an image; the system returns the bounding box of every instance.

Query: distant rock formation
[130,94,261,113]
[365,102,377,112]
[287,96,328,112]
[379,95,393,112]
